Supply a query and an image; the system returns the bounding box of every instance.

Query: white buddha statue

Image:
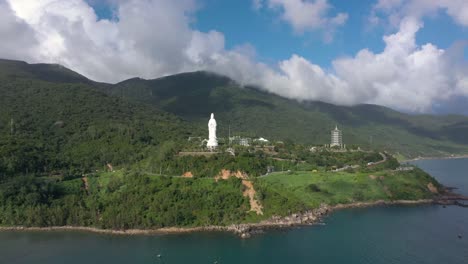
[207,113,218,150]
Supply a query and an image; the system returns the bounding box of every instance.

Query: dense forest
[0,73,190,178]
[0,173,249,228]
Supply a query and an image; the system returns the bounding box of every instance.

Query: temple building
[331,125,343,148]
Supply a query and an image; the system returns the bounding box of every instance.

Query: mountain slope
[0,60,189,176]
[106,71,468,158]
[0,60,451,231]
[0,59,93,84]
[1,59,467,159]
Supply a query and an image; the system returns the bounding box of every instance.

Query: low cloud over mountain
[1,0,467,114]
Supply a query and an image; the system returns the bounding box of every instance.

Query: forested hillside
[1,58,468,173]
[0,59,189,177]
[108,71,468,158]
[0,59,451,229]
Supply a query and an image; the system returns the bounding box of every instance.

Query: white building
[239,138,250,147]
[229,136,251,146]
[255,137,269,143]
[331,125,343,148]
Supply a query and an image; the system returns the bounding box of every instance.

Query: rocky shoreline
[3,198,458,238]
[228,199,438,238]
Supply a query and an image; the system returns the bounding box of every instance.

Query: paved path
[367,152,387,167]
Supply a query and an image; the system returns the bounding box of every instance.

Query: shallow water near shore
[1,158,468,264]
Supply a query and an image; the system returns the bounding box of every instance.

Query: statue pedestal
[207,140,218,151]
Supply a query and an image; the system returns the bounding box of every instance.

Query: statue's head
[211,113,214,119]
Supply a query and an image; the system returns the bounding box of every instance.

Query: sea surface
[1,158,467,264]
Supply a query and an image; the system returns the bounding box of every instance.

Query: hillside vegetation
[257,168,441,217]
[107,71,468,158]
[0,172,249,228]
[0,59,459,230]
[2,59,468,158]
[0,59,189,177]
[0,157,441,229]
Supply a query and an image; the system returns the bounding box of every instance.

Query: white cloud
[372,0,468,27]
[333,18,453,112]
[0,0,467,114]
[185,30,225,65]
[204,17,467,113]
[196,17,467,113]
[4,0,197,81]
[0,0,38,61]
[255,0,348,39]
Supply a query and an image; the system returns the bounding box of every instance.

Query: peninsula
[1,59,468,237]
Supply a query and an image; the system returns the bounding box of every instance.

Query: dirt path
[241,180,263,215]
[182,171,194,178]
[368,152,387,167]
[215,169,263,215]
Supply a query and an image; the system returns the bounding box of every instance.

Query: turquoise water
[1,159,467,264]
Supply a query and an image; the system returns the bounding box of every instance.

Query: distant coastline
[0,199,437,238]
[403,154,468,163]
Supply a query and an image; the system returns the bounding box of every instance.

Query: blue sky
[201,0,467,64]
[4,0,468,114]
[88,0,467,68]
[195,0,381,67]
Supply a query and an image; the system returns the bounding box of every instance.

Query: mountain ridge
[3,58,466,119]
[105,70,468,157]
[1,59,468,158]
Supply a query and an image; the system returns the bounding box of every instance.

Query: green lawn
[256,168,440,216]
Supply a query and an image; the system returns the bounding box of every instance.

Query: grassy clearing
[256,168,440,217]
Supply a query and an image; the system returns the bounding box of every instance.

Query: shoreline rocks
[2,198,465,238]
